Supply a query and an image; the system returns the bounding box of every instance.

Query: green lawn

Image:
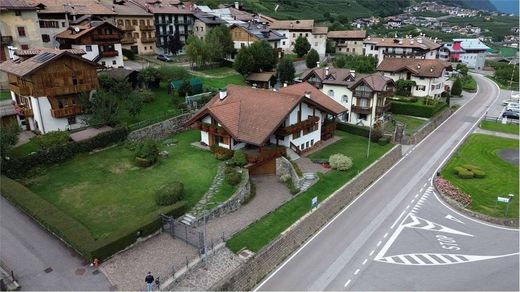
[480,121,519,135]
[441,134,518,219]
[21,130,224,239]
[226,131,393,253]
[386,114,427,134]
[462,75,477,92]
[0,91,11,101]
[8,140,40,158]
[190,67,247,91]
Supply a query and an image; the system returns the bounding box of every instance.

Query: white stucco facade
[73,43,124,68]
[459,52,486,70]
[322,84,352,122]
[382,71,447,98]
[363,43,439,65]
[23,96,86,134]
[274,29,327,56]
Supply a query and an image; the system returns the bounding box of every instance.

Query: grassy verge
[480,121,519,135]
[462,75,477,92]
[226,131,392,253]
[190,67,247,91]
[0,91,11,101]
[386,114,428,134]
[208,179,238,206]
[441,134,518,219]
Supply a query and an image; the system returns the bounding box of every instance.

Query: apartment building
[269,20,328,56]
[439,38,489,70]
[327,30,366,55]
[363,35,441,65]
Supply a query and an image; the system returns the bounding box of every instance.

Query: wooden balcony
[16,106,33,117]
[101,50,119,57]
[351,105,372,115]
[353,91,373,98]
[1,35,13,44]
[92,34,121,41]
[117,25,135,31]
[51,105,81,118]
[141,36,156,43]
[9,82,31,96]
[376,102,391,114]
[140,25,155,31]
[121,37,136,44]
[378,90,394,98]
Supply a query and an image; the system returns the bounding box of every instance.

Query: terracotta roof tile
[279,82,346,115]
[269,19,314,30]
[35,0,116,14]
[327,30,366,39]
[364,37,440,50]
[377,58,451,78]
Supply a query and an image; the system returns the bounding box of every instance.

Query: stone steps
[180,213,196,225]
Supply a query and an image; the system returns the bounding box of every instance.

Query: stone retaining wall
[211,144,402,291]
[192,169,251,226]
[275,157,304,190]
[401,108,453,145]
[127,113,192,141]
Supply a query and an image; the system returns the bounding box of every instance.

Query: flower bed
[434,176,472,207]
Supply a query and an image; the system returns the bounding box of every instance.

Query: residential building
[439,38,489,70]
[100,0,156,55]
[133,0,194,55]
[269,20,328,56]
[301,67,394,126]
[193,12,225,41]
[186,82,346,163]
[385,17,402,28]
[229,22,285,51]
[363,35,441,65]
[377,58,451,98]
[0,48,99,133]
[327,30,366,55]
[56,20,124,68]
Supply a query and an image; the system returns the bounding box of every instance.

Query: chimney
[290,22,294,29]
[316,61,320,68]
[219,88,227,100]
[325,66,329,76]
[417,64,421,69]
[234,1,239,9]
[304,91,311,98]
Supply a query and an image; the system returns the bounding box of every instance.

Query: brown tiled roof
[0,0,41,10]
[35,0,116,15]
[258,13,276,23]
[132,0,193,14]
[246,71,276,82]
[312,26,328,35]
[377,58,451,78]
[99,0,151,16]
[55,21,121,40]
[301,66,368,87]
[228,7,254,21]
[15,47,85,56]
[350,73,393,92]
[269,19,314,30]
[187,83,346,145]
[363,37,441,50]
[327,30,366,39]
[1,49,98,77]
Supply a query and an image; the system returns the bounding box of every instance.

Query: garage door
[248,158,276,175]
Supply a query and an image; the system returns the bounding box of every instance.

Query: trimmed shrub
[472,169,486,178]
[378,136,391,146]
[456,164,486,179]
[32,131,70,150]
[329,153,353,171]
[456,167,474,179]
[390,101,448,118]
[336,122,370,137]
[210,145,234,160]
[460,164,480,171]
[155,182,184,206]
[232,149,247,166]
[134,140,159,167]
[225,166,242,186]
[370,126,383,142]
[279,174,291,183]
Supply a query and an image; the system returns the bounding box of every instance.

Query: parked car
[157,54,172,62]
[502,110,519,119]
[511,92,519,100]
[502,101,518,107]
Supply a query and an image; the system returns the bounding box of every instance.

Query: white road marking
[406,204,410,209]
[369,250,375,256]
[362,259,368,265]
[410,199,415,203]
[445,214,464,224]
[376,252,520,266]
[383,232,388,238]
[415,194,419,198]
[376,241,382,247]
[354,269,360,275]
[423,183,427,188]
[344,279,351,288]
[403,214,473,237]
[390,210,406,229]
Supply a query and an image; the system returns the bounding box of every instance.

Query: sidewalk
[473,128,519,140]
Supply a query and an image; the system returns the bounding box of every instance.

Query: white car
[506,104,519,113]
[503,101,519,108]
[511,92,520,100]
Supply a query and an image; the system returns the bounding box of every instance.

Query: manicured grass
[190,67,247,91]
[8,140,40,158]
[21,130,225,239]
[441,134,518,219]
[0,91,11,101]
[226,131,393,253]
[386,114,427,134]
[480,121,519,135]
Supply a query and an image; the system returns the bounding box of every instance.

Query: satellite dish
[74,26,80,33]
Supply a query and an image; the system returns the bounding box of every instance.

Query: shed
[246,71,277,89]
[105,68,139,88]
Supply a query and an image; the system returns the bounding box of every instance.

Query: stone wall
[211,145,402,291]
[192,169,251,226]
[275,156,304,190]
[401,108,453,145]
[127,113,193,141]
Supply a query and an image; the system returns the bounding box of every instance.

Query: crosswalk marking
[376,253,520,266]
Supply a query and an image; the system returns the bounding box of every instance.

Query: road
[0,197,112,291]
[256,74,519,291]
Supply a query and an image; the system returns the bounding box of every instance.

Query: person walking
[145,272,154,291]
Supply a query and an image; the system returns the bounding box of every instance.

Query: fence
[161,214,205,253]
[482,115,519,124]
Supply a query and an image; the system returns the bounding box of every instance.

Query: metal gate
[161,214,205,253]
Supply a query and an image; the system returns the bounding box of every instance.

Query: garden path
[473,128,519,140]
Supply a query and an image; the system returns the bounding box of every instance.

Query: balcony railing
[351,105,372,115]
[378,90,394,98]
[140,25,155,31]
[92,34,121,41]
[101,50,119,57]
[51,105,81,118]
[376,102,391,114]
[141,36,156,43]
[16,106,33,117]
[117,25,135,31]
[121,37,136,44]
[275,116,320,137]
[9,82,31,96]
[353,91,373,98]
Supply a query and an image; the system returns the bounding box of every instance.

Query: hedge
[0,175,186,261]
[390,101,447,118]
[336,122,370,137]
[2,127,128,178]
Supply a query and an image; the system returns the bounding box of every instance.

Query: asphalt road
[256,74,519,291]
[0,197,112,291]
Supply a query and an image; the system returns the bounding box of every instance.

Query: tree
[80,89,120,127]
[335,56,346,68]
[305,49,319,69]
[138,67,161,89]
[0,122,19,159]
[395,80,416,97]
[168,30,183,55]
[178,79,192,96]
[278,57,295,83]
[294,36,311,58]
[185,35,210,69]
[206,25,234,64]
[456,63,468,76]
[451,78,463,96]
[126,91,143,119]
[249,40,277,71]
[234,46,255,76]
[326,39,335,55]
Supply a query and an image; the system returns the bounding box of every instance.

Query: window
[62,22,66,27]
[17,27,26,37]
[39,20,59,28]
[354,41,357,45]
[41,34,50,42]
[359,98,368,107]
[346,48,350,52]
[282,41,286,45]
[311,139,314,146]
[15,10,21,16]
[305,33,308,37]
[327,90,334,98]
[293,33,295,38]
[359,114,367,120]
[86,45,92,52]
[72,78,78,85]
[341,95,348,103]
[134,32,139,39]
[21,44,28,50]
[352,48,355,53]
[132,20,137,26]
[101,61,106,66]
[416,85,426,91]
[306,141,310,148]
[300,144,305,150]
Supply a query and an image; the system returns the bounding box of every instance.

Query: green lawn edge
[480,121,519,135]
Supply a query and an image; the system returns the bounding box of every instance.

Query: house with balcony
[186,82,346,172]
[268,20,328,56]
[193,12,225,41]
[301,67,394,126]
[0,48,99,133]
[230,22,285,52]
[327,30,366,55]
[377,58,451,98]
[439,38,489,70]
[100,0,156,55]
[363,35,441,65]
[55,20,124,68]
